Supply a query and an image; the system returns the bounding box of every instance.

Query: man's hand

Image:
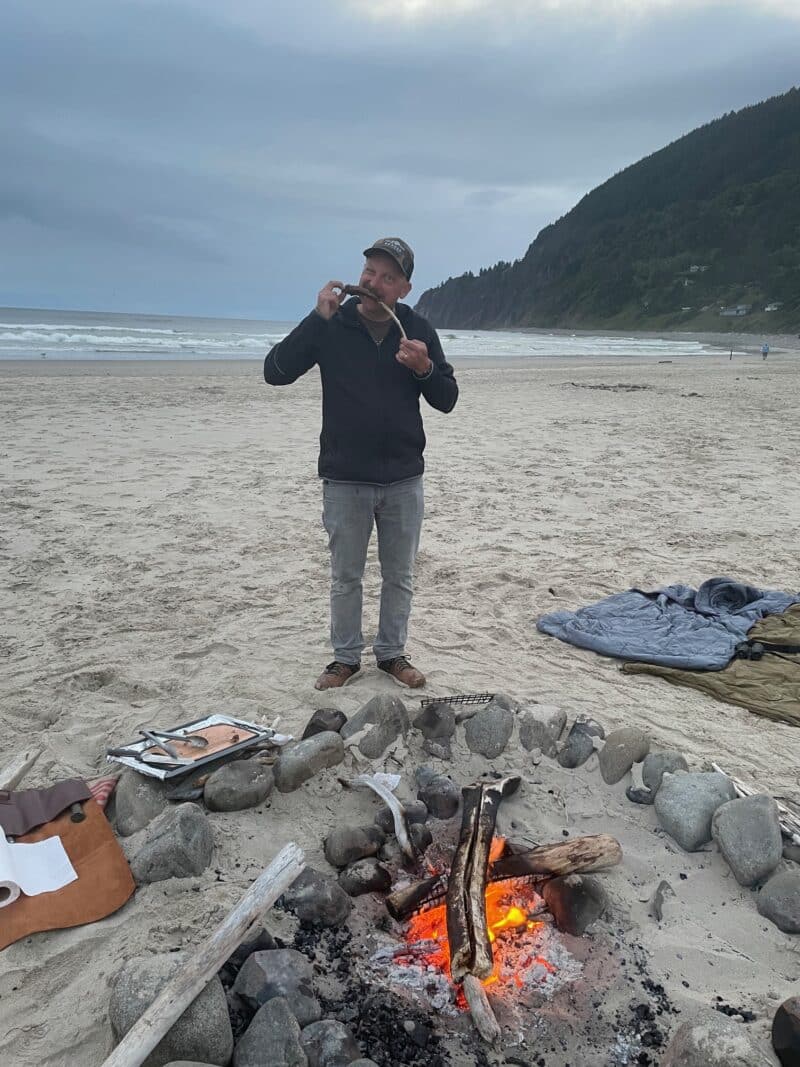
[316,280,345,320]
[397,338,432,376]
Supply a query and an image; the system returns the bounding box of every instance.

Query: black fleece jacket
[263,298,458,485]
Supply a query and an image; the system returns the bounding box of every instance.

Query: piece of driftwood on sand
[100,842,305,1067]
[0,748,42,790]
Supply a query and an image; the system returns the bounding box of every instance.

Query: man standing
[263,238,459,691]
[762,342,769,361]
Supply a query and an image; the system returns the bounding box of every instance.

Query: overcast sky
[2,0,798,320]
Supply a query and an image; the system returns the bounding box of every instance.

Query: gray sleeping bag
[537,577,800,670]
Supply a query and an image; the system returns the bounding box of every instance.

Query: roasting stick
[711,763,800,845]
[342,284,408,340]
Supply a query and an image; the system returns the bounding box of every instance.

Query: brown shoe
[314,661,361,691]
[377,656,426,689]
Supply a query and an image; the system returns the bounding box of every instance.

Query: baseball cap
[362,237,414,281]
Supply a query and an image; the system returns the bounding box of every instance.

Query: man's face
[358,253,412,309]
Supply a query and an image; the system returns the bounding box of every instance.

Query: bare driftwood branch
[100,843,305,1067]
[340,773,419,864]
[386,833,622,922]
[342,285,408,340]
[711,763,800,845]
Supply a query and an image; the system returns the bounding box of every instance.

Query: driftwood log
[462,975,501,1044]
[386,833,623,922]
[447,777,520,982]
[100,842,305,1067]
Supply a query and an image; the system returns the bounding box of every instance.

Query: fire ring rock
[324,825,385,868]
[233,996,308,1067]
[415,769,460,820]
[302,707,347,739]
[757,869,800,933]
[711,794,783,886]
[641,750,689,795]
[130,802,214,884]
[281,867,353,927]
[338,858,392,896]
[518,704,566,757]
[232,948,321,1028]
[412,702,456,740]
[654,771,736,852]
[598,727,650,784]
[300,1020,362,1067]
[273,731,345,793]
[557,721,598,769]
[464,697,514,759]
[341,694,410,759]
[543,874,608,935]
[109,953,233,1067]
[661,1011,775,1066]
[203,760,274,812]
[113,770,170,837]
[772,995,800,1067]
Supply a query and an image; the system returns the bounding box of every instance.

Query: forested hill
[415,88,800,333]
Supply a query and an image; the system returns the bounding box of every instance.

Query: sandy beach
[2,341,800,1065]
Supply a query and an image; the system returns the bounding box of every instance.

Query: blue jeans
[322,476,424,665]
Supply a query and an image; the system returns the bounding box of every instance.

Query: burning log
[386,833,622,922]
[447,777,520,982]
[462,975,501,1044]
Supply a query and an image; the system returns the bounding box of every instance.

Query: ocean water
[0,306,713,361]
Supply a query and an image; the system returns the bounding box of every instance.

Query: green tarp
[622,605,800,727]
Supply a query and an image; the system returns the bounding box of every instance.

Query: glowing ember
[403,876,556,1005]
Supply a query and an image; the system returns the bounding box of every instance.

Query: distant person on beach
[762,342,769,360]
[263,238,459,691]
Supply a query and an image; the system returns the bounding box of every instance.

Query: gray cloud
[1,0,798,317]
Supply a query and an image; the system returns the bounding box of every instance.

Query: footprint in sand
[173,642,239,660]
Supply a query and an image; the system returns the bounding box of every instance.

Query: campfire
[375,775,622,1041]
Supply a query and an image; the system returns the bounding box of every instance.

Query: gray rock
[114,771,170,836]
[219,928,276,986]
[281,868,353,927]
[416,772,460,820]
[412,702,456,740]
[203,760,273,812]
[773,996,800,1067]
[575,716,605,739]
[273,732,345,793]
[642,751,689,795]
[130,803,214,884]
[421,739,452,760]
[757,869,800,933]
[338,859,392,896]
[341,694,409,741]
[410,822,433,854]
[542,874,608,935]
[661,1012,774,1066]
[626,785,655,805]
[711,794,783,886]
[375,800,427,833]
[557,722,597,769]
[109,954,233,1067]
[324,825,385,868]
[358,714,408,759]
[598,727,650,785]
[300,1020,361,1067]
[302,708,347,739]
[349,1062,379,1067]
[463,698,514,759]
[518,704,566,757]
[234,997,308,1067]
[232,949,320,1027]
[654,772,736,852]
